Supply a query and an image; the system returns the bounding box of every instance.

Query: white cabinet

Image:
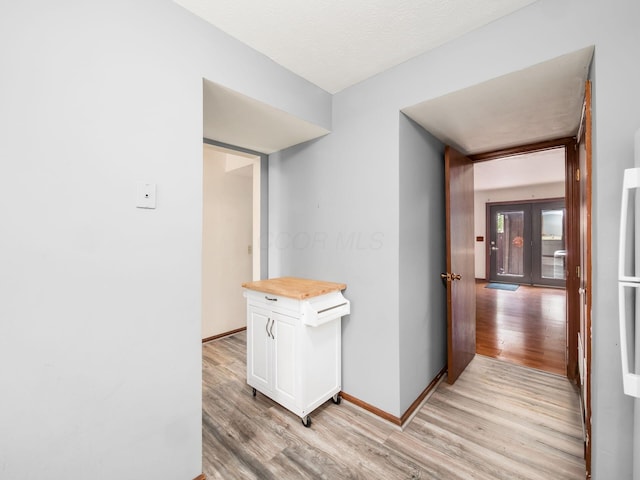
[244,285,349,427]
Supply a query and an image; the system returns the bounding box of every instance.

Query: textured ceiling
[176,0,539,93]
[402,46,594,155]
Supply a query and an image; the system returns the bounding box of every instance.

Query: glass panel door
[532,201,566,287]
[488,200,566,287]
[489,204,532,284]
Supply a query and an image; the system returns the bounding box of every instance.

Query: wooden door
[577,80,592,476]
[445,146,476,384]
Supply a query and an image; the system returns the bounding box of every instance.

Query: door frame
[576,80,592,478]
[203,138,268,282]
[201,138,268,343]
[470,137,579,382]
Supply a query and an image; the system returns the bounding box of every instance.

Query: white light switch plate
[136,182,156,209]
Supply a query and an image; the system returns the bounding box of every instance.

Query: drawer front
[245,290,300,315]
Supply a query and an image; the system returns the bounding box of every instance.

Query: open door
[577,80,592,477]
[444,145,476,384]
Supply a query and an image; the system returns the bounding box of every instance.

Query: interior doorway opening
[201,142,261,342]
[473,147,568,376]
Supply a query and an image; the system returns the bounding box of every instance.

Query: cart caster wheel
[252,388,257,397]
[301,415,311,428]
[331,394,342,405]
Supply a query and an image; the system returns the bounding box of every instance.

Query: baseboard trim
[193,474,206,480]
[340,392,402,425]
[400,366,447,425]
[341,366,447,428]
[202,327,246,343]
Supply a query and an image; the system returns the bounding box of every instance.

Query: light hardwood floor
[476,282,567,375]
[203,332,584,479]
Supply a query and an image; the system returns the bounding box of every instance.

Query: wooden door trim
[582,80,593,479]
[565,141,579,382]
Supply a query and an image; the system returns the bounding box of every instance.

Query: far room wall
[474,182,565,279]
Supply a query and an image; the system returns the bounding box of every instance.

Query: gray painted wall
[268,110,402,413]
[399,114,447,413]
[0,1,329,478]
[2,0,640,477]
[268,0,640,477]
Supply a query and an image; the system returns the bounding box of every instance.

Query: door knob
[441,273,462,281]
[491,246,499,251]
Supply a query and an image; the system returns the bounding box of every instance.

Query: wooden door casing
[445,145,477,384]
[577,80,593,477]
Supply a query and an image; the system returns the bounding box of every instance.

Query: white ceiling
[474,148,565,191]
[176,0,539,94]
[191,1,593,156]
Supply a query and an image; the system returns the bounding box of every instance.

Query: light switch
[136,182,156,209]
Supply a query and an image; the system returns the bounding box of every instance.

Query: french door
[488,199,566,287]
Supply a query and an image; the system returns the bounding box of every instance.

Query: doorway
[488,199,566,287]
[201,142,261,341]
[473,147,568,376]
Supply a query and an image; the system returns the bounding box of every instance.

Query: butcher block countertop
[242,277,346,300]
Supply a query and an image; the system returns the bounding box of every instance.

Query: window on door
[488,199,566,287]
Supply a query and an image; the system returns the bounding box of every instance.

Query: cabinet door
[272,311,297,405]
[247,305,271,393]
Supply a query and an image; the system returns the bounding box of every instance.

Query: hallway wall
[269,1,640,477]
[0,1,330,478]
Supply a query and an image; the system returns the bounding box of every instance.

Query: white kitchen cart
[242,277,350,427]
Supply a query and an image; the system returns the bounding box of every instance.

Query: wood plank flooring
[476,282,567,375]
[203,332,584,479]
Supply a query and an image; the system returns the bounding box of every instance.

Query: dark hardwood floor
[203,332,584,479]
[476,281,566,376]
